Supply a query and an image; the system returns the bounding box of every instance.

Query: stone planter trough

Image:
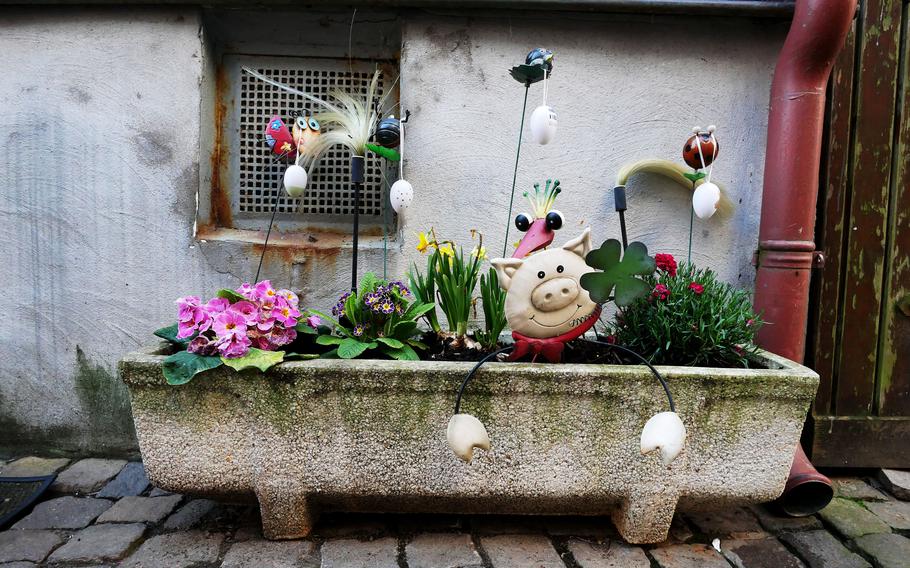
[119,343,818,543]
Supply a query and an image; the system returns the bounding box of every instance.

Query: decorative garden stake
[242,66,392,291]
[683,125,720,262]
[503,48,554,257]
[387,114,413,213]
[283,165,308,198]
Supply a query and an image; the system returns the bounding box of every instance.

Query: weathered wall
[0,7,787,456]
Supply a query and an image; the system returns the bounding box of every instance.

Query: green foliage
[409,252,441,333]
[580,240,656,306]
[221,348,285,372]
[475,268,507,350]
[605,263,763,368]
[216,288,246,303]
[154,323,189,345]
[408,233,484,339]
[435,246,483,338]
[314,273,433,360]
[162,351,222,385]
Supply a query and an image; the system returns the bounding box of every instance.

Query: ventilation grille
[234,58,391,221]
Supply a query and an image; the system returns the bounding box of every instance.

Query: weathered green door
[808,0,910,467]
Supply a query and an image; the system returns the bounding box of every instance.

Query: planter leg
[255,482,319,540]
[612,488,679,544]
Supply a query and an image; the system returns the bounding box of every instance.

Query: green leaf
[216,288,245,303]
[509,63,547,85]
[683,171,706,182]
[580,240,656,307]
[338,338,375,359]
[319,348,340,359]
[365,143,401,162]
[403,302,436,321]
[316,335,345,346]
[897,294,910,317]
[221,348,285,372]
[294,321,318,334]
[407,339,429,350]
[154,323,189,344]
[392,320,419,340]
[376,337,405,349]
[162,351,222,385]
[383,343,420,361]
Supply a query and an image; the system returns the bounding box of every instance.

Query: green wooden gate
[807,0,910,467]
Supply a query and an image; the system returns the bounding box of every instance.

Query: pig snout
[531,277,579,312]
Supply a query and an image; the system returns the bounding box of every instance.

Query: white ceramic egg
[283,164,308,198]
[390,179,414,213]
[529,105,558,145]
[640,411,687,466]
[692,181,721,219]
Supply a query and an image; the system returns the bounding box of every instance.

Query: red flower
[652,284,671,301]
[605,335,617,344]
[655,253,677,277]
[689,282,704,295]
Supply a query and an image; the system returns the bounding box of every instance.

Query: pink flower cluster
[176,280,300,358]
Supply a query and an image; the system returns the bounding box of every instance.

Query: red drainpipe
[754,0,856,515]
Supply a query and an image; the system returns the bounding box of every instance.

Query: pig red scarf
[508,306,601,363]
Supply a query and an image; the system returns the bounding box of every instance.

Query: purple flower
[229,301,259,325]
[217,333,252,358]
[380,301,395,315]
[390,281,411,296]
[332,292,352,317]
[213,310,248,339]
[352,324,365,337]
[187,334,218,356]
[306,315,322,328]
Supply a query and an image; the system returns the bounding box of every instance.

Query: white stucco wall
[0,7,787,456]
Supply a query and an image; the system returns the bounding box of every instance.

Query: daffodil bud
[447,413,490,463]
[640,411,686,466]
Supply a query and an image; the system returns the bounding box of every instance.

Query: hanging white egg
[390,179,413,213]
[529,105,558,145]
[283,164,308,197]
[692,182,721,219]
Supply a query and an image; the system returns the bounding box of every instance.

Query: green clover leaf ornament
[579,240,656,307]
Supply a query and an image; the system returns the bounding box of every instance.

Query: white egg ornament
[529,105,558,145]
[692,181,721,219]
[640,411,687,466]
[283,164,308,198]
[447,413,491,463]
[389,179,414,213]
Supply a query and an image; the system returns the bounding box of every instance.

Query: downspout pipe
[754,0,856,515]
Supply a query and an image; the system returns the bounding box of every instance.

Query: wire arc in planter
[451,341,676,416]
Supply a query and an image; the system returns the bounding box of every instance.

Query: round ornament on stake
[283,164,308,197]
[390,179,413,213]
[686,125,720,219]
[529,59,557,145]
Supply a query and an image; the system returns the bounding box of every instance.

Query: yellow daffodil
[438,244,454,257]
[416,232,431,253]
[471,246,487,260]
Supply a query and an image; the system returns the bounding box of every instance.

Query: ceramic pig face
[492,228,599,339]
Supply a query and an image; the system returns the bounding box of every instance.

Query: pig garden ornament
[492,228,601,363]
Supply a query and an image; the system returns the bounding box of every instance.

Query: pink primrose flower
[254,280,278,302]
[236,283,255,299]
[229,301,259,326]
[277,289,299,308]
[273,296,300,326]
[306,315,322,329]
[213,310,248,339]
[217,333,252,358]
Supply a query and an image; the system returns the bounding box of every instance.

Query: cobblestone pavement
[1,457,909,567]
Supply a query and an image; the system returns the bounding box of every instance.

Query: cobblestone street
[1,457,908,567]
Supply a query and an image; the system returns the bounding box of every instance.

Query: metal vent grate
[232,56,394,223]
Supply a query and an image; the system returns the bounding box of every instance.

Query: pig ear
[491,258,524,290]
[562,227,593,258]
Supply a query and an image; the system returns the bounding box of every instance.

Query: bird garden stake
[504,48,554,257]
